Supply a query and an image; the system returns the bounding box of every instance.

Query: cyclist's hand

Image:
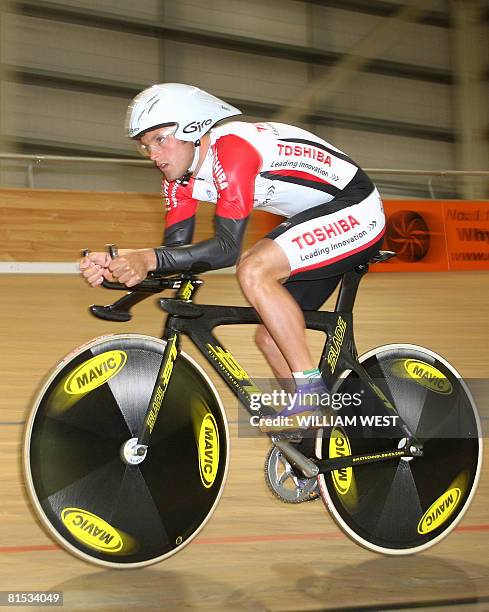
[108,249,157,287]
[79,252,113,287]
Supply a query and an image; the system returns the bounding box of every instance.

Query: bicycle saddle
[369,250,396,264]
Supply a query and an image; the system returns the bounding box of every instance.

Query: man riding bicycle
[80,83,386,427]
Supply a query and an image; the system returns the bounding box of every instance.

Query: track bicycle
[23,247,482,568]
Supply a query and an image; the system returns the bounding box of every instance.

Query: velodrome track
[1,271,488,611]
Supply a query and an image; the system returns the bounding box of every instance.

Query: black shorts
[281,234,384,310]
[266,182,386,310]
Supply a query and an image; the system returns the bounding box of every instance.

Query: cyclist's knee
[236,253,269,293]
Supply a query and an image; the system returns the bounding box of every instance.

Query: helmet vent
[147,99,160,115]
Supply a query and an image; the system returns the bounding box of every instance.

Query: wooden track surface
[0,271,488,611]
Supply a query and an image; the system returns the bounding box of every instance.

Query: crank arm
[271,437,319,478]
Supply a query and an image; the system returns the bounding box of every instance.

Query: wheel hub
[120,437,148,465]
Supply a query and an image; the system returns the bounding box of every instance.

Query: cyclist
[80,83,386,427]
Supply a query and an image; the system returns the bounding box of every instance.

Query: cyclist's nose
[149,147,162,162]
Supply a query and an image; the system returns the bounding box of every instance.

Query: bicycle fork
[120,330,180,465]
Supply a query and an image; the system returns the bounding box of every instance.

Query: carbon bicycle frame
[91,262,423,474]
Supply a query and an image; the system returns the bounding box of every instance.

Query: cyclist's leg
[254,276,341,387]
[239,241,384,432]
[256,235,384,381]
[238,238,314,372]
[237,187,386,378]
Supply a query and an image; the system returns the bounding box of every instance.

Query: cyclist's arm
[154,135,262,273]
[80,182,197,287]
[164,217,195,247]
[163,181,198,247]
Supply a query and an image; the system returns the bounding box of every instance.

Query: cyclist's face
[138,126,194,182]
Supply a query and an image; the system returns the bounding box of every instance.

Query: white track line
[0,262,235,275]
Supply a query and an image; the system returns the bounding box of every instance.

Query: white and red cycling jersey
[155,121,385,278]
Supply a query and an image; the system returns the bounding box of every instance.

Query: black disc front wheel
[316,344,482,554]
[24,334,229,568]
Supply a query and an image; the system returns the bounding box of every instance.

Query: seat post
[334,263,369,313]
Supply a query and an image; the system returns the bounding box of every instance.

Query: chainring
[264,445,319,503]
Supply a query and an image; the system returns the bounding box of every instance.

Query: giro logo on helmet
[183,118,213,134]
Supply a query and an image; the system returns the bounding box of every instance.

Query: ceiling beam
[301,0,450,27]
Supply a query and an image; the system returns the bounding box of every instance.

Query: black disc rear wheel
[316,344,482,554]
[24,334,229,568]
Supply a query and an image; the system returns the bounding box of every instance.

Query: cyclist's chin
[159,166,182,182]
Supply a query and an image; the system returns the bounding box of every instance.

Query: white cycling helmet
[126,83,242,142]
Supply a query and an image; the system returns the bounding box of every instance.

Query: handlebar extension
[81,244,194,292]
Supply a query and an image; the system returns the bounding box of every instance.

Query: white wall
[0,1,485,197]
[3,82,130,153]
[164,0,310,45]
[3,14,161,85]
[311,6,450,70]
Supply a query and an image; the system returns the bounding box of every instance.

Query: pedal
[264,446,319,504]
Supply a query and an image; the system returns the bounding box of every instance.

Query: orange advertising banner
[443,202,489,271]
[373,200,489,272]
